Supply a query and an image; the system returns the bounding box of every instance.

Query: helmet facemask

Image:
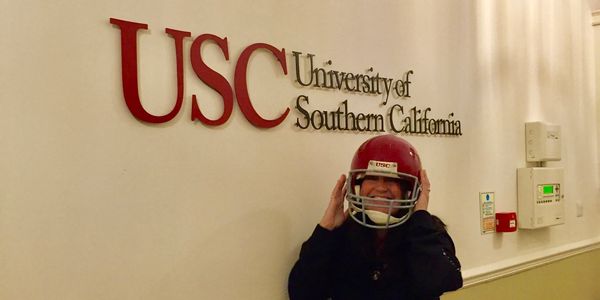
[345,165,421,229]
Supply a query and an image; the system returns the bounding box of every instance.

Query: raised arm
[288,175,347,300]
[404,170,463,297]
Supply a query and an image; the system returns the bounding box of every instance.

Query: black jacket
[288,210,462,300]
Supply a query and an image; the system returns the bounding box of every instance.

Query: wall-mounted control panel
[517,167,565,229]
[526,122,561,162]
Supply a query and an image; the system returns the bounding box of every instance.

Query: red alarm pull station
[496,212,517,232]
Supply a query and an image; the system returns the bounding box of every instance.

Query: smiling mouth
[368,195,392,200]
[365,196,393,208]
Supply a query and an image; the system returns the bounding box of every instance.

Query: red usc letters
[235,43,289,128]
[109,18,289,128]
[189,34,233,126]
[109,18,191,123]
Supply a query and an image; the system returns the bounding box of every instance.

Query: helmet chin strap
[364,210,402,225]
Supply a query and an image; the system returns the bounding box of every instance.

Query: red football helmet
[345,134,422,228]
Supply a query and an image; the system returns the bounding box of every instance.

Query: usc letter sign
[110,18,290,128]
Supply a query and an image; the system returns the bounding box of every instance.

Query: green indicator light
[543,185,554,194]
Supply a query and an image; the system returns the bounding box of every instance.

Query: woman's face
[360,175,404,213]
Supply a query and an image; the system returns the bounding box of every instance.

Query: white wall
[1,1,598,299]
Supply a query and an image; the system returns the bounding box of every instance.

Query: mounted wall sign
[110,18,462,136]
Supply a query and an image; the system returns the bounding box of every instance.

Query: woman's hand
[319,174,348,231]
[414,169,431,212]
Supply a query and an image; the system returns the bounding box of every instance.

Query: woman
[288,135,462,299]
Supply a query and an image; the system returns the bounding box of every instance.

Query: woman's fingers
[321,174,347,230]
[415,169,430,211]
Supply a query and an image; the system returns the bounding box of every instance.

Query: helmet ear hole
[398,180,412,198]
